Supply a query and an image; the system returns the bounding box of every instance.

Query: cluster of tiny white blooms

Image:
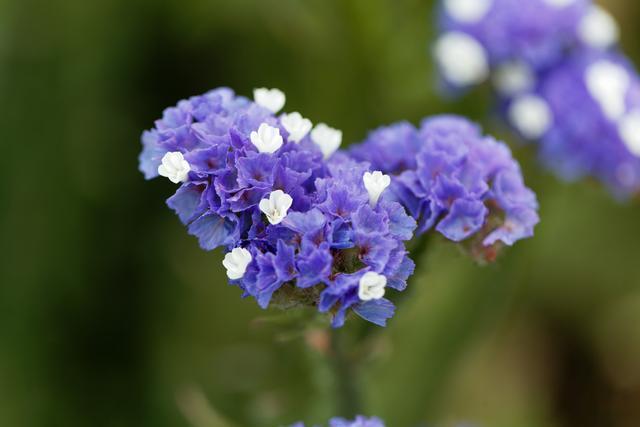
[358,272,387,301]
[585,60,630,121]
[434,32,489,87]
[578,5,619,50]
[259,190,293,225]
[311,123,342,159]
[158,152,191,183]
[363,171,391,208]
[508,94,553,140]
[251,123,284,153]
[492,61,535,97]
[222,247,253,280]
[443,0,493,23]
[542,0,576,8]
[253,87,286,113]
[281,112,313,143]
[619,110,640,157]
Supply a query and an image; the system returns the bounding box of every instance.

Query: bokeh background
[2,0,640,426]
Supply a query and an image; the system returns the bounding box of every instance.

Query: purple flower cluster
[140,88,415,327]
[434,0,617,89]
[435,0,640,197]
[351,116,539,259]
[238,153,416,327]
[436,0,591,85]
[140,87,539,325]
[506,51,640,197]
[140,87,324,250]
[290,415,385,427]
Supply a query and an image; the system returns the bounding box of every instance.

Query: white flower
[508,95,553,140]
[222,247,252,280]
[619,110,640,157]
[492,61,535,96]
[358,272,387,301]
[585,60,630,121]
[250,123,284,153]
[157,151,190,183]
[259,190,293,225]
[254,87,286,113]
[542,0,576,8]
[311,123,342,159]
[444,0,493,23]
[281,112,312,143]
[363,171,391,208]
[434,32,489,87]
[578,5,619,50]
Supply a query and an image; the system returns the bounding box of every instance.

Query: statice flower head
[505,51,640,197]
[290,415,385,427]
[351,116,539,262]
[237,153,416,327]
[140,87,416,327]
[434,0,620,91]
[139,87,328,250]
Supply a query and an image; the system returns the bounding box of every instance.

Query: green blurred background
[2,0,640,426]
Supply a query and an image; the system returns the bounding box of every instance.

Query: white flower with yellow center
[259,190,293,225]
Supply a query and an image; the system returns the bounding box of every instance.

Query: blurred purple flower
[434,0,605,90]
[290,415,385,427]
[504,51,640,198]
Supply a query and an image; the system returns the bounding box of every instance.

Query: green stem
[324,234,434,418]
[329,328,361,417]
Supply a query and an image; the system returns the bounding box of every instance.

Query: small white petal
[444,0,493,23]
[619,110,640,157]
[157,151,190,184]
[259,190,293,225]
[222,247,252,280]
[579,5,619,50]
[254,88,286,113]
[358,272,387,301]
[250,123,284,153]
[508,95,553,140]
[363,171,391,208]
[434,32,489,87]
[311,123,342,159]
[493,61,535,96]
[281,112,313,143]
[585,60,630,121]
[542,0,576,8]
